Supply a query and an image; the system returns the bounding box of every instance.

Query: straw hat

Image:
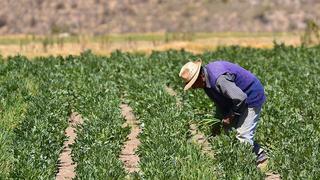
[179,60,202,90]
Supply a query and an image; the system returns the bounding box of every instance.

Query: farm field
[0,44,320,179]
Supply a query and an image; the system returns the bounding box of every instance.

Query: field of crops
[0,44,320,179]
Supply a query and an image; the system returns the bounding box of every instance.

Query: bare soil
[119,104,141,173]
[56,112,83,180]
[164,85,182,107]
[189,123,214,157]
[265,172,281,180]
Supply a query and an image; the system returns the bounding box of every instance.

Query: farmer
[179,60,267,165]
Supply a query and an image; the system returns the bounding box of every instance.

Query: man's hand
[222,114,235,126]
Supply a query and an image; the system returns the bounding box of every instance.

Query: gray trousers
[235,106,263,155]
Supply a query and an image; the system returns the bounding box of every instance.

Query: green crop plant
[0,57,41,178]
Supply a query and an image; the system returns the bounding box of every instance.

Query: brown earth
[265,172,281,180]
[119,104,141,173]
[0,0,319,35]
[164,85,182,107]
[56,112,83,180]
[189,123,214,157]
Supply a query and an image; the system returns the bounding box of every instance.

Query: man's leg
[235,106,267,164]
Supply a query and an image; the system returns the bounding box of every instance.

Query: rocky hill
[0,0,319,35]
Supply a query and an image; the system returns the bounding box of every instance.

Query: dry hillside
[0,0,319,35]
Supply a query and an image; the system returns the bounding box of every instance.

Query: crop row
[0,57,72,179]
[67,53,129,179]
[0,58,38,178]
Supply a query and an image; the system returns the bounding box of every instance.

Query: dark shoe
[257,150,268,165]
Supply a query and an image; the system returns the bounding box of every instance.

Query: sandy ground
[265,172,281,180]
[119,104,141,173]
[189,123,214,157]
[56,112,83,180]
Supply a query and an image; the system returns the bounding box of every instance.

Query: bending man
[179,60,267,165]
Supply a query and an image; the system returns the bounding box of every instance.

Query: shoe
[257,150,268,165]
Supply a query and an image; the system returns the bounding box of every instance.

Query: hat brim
[183,61,202,91]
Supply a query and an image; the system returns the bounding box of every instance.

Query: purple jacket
[205,61,266,108]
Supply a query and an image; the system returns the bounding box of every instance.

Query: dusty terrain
[119,104,141,173]
[56,112,83,180]
[0,0,319,35]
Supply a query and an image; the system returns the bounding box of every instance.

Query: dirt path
[259,162,281,180]
[119,103,141,173]
[265,172,281,180]
[164,85,213,157]
[164,86,182,107]
[56,112,83,180]
[189,123,214,157]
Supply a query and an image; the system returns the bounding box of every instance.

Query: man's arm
[215,73,247,117]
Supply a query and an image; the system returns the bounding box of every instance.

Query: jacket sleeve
[215,73,247,116]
